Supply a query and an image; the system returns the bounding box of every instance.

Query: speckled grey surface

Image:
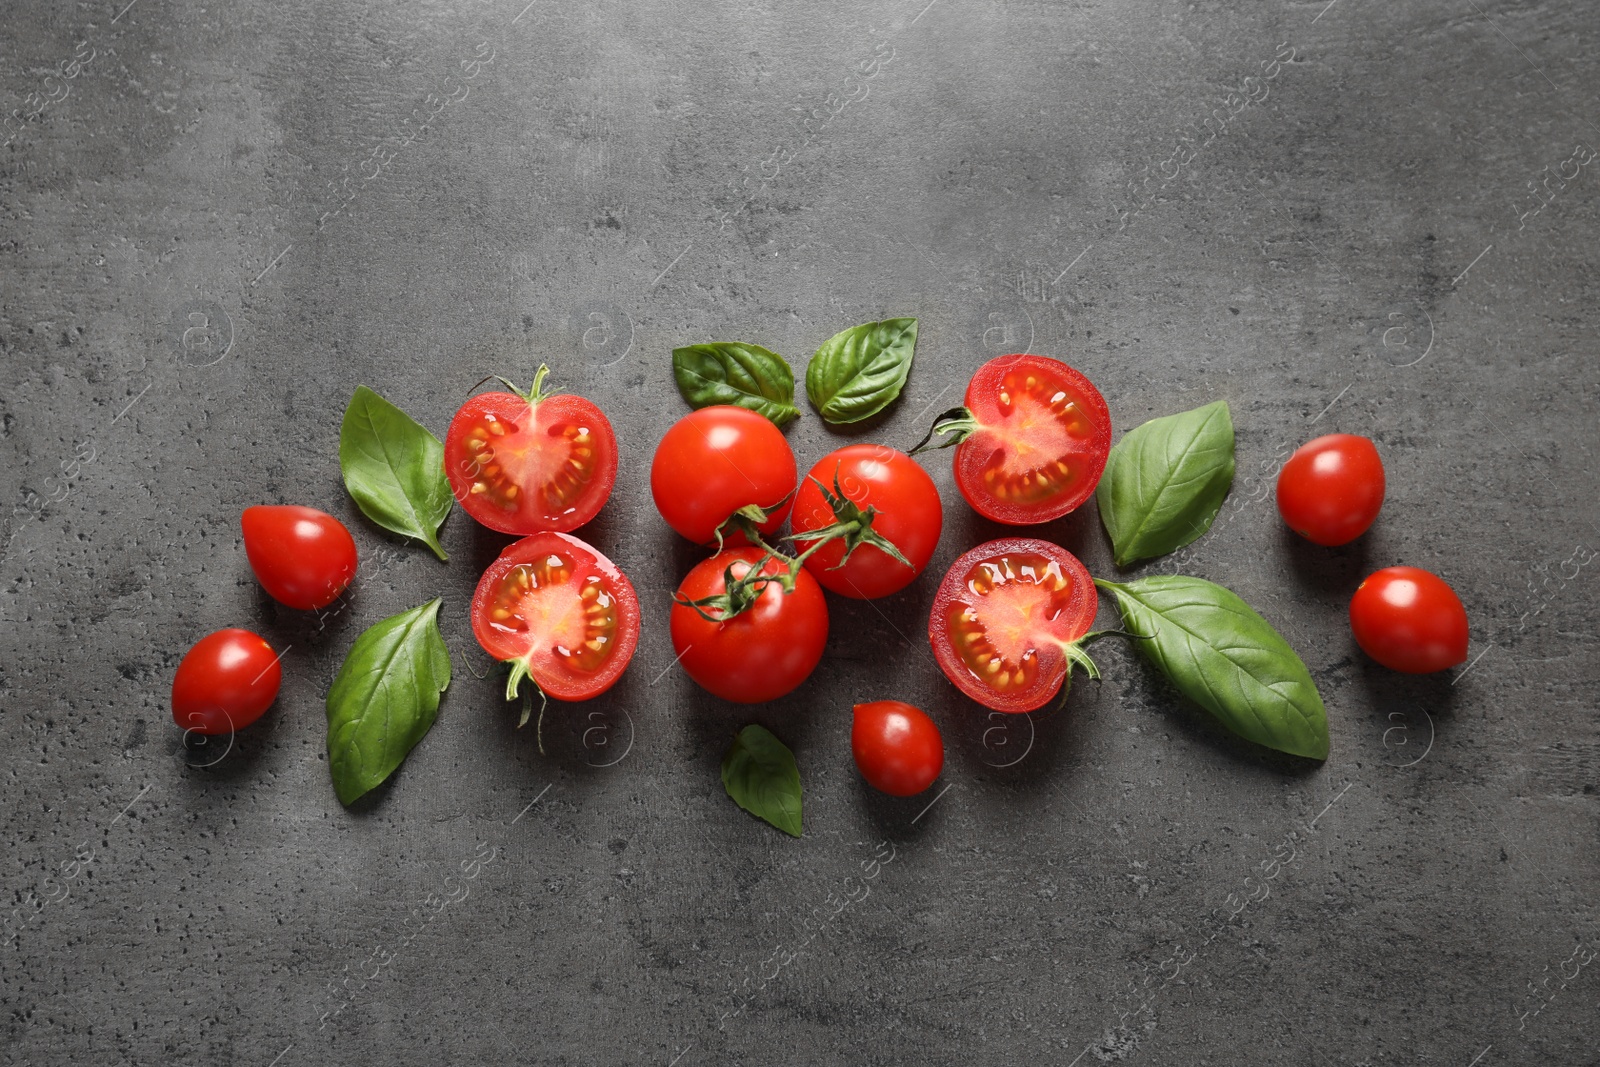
[2,0,1597,1063]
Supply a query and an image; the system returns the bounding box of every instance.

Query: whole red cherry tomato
[790,445,942,599]
[242,505,358,610]
[651,406,796,544]
[929,537,1098,712]
[1349,566,1468,673]
[852,700,944,796]
[914,354,1111,525]
[670,548,828,703]
[470,532,640,701]
[171,628,282,736]
[444,368,618,535]
[1276,433,1385,546]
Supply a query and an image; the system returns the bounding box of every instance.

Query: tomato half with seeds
[914,354,1111,525]
[444,368,618,535]
[651,406,796,544]
[929,538,1098,713]
[790,445,942,599]
[470,532,640,701]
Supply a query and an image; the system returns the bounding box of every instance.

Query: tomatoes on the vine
[242,505,359,610]
[852,700,944,796]
[1349,566,1468,674]
[171,628,282,736]
[651,406,796,544]
[929,537,1098,712]
[670,548,828,703]
[790,445,942,599]
[1276,433,1385,546]
[470,532,640,701]
[444,368,618,535]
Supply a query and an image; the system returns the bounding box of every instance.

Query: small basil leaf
[1100,576,1329,760]
[1096,400,1235,567]
[672,343,799,425]
[340,386,452,561]
[326,598,452,805]
[721,725,802,837]
[805,317,918,424]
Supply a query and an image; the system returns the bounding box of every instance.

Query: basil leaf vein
[339,386,452,561]
[1096,399,1234,567]
[805,317,918,424]
[672,342,798,425]
[721,724,802,836]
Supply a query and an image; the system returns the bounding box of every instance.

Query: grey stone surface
[2,0,1597,1063]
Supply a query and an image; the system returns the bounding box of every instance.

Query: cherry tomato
[444,371,618,535]
[852,700,944,796]
[929,537,1097,712]
[470,532,640,701]
[1349,566,1468,674]
[242,505,359,610]
[1276,433,1385,546]
[670,548,828,703]
[790,445,942,599]
[171,628,282,736]
[651,406,796,544]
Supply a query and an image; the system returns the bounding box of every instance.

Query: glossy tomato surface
[670,548,828,703]
[791,445,942,599]
[1276,433,1386,546]
[444,385,618,534]
[171,628,282,736]
[1349,566,1468,673]
[242,505,358,610]
[651,406,796,544]
[851,700,944,796]
[470,532,640,700]
[953,355,1111,524]
[930,537,1097,712]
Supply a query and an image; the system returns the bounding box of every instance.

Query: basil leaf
[672,343,799,425]
[721,725,802,837]
[326,598,452,805]
[804,317,918,424]
[1099,576,1329,760]
[1096,400,1235,567]
[339,386,452,561]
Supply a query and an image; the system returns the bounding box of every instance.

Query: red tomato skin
[954,354,1112,525]
[670,549,828,703]
[1349,566,1469,673]
[851,700,944,796]
[242,505,359,610]
[171,628,282,736]
[1276,434,1386,546]
[443,390,618,534]
[651,407,796,544]
[791,445,942,599]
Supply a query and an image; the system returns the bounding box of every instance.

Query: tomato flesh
[242,505,358,611]
[171,628,282,736]
[1349,566,1468,674]
[791,445,942,599]
[651,406,796,544]
[852,700,944,796]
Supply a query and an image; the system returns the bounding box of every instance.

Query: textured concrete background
[2,0,1597,1063]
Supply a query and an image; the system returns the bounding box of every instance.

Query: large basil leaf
[1099,576,1329,760]
[721,725,802,837]
[672,342,799,425]
[340,386,452,561]
[1096,400,1234,567]
[326,598,452,805]
[805,318,918,424]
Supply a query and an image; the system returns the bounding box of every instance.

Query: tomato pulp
[171,628,282,735]
[852,700,944,796]
[651,406,796,544]
[1276,433,1385,546]
[791,445,942,599]
[1349,566,1468,674]
[242,505,359,610]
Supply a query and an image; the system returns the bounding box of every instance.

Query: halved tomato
[929,537,1098,713]
[445,368,618,534]
[470,532,640,703]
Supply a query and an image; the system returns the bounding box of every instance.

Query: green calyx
[504,657,550,754]
[908,405,981,456]
[794,471,912,573]
[494,364,556,408]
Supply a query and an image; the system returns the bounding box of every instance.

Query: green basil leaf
[339,386,452,561]
[721,724,802,837]
[1096,400,1235,567]
[1099,576,1329,760]
[326,598,452,805]
[672,343,799,425]
[804,317,918,424]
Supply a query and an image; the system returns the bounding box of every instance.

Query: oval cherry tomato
[470,532,640,701]
[242,505,358,610]
[670,548,828,703]
[929,537,1097,712]
[1349,566,1468,673]
[852,700,944,796]
[1276,433,1385,546]
[171,628,282,736]
[790,445,942,599]
[651,406,796,544]
[444,372,618,534]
